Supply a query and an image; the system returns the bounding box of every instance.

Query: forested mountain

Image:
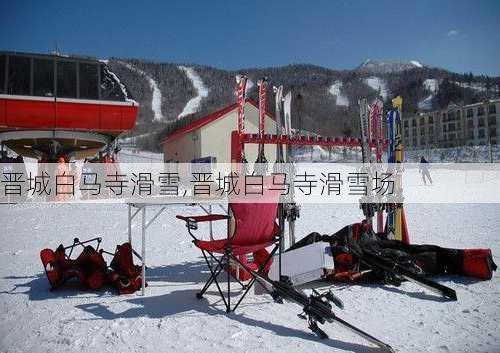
[108,58,500,151]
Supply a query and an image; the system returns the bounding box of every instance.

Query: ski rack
[238,133,388,149]
[231,130,389,250]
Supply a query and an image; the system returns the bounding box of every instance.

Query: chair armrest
[176,214,229,223]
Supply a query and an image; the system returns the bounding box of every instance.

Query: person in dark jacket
[419,156,433,185]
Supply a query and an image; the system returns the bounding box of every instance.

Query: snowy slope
[454,81,488,93]
[423,79,439,93]
[418,95,434,111]
[246,78,255,92]
[177,66,209,119]
[0,203,499,353]
[364,77,390,100]
[119,61,164,121]
[329,81,349,107]
[358,59,424,74]
[418,79,439,111]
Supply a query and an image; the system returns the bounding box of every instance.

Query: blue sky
[1,0,499,75]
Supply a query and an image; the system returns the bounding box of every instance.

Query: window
[443,125,447,132]
[428,116,434,124]
[0,55,5,94]
[449,123,455,131]
[478,106,485,116]
[468,130,474,139]
[478,129,485,138]
[489,128,497,138]
[428,127,434,135]
[7,55,31,95]
[57,61,77,98]
[488,116,497,126]
[404,120,409,128]
[489,104,497,114]
[419,117,425,125]
[467,109,473,118]
[34,59,54,97]
[467,119,473,128]
[412,119,416,127]
[79,63,98,99]
[478,118,485,127]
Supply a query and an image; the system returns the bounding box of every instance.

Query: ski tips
[383,344,396,353]
[444,288,458,301]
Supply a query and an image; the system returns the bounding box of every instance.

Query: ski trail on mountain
[177,66,209,119]
[364,77,390,100]
[118,61,163,121]
[329,80,349,106]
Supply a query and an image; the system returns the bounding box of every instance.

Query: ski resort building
[160,100,278,163]
[403,98,500,149]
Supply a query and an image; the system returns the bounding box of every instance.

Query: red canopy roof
[160,99,273,144]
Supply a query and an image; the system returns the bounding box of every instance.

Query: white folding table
[125,197,227,295]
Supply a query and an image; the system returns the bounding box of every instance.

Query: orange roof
[160,99,273,144]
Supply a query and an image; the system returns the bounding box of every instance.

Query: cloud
[447,29,459,37]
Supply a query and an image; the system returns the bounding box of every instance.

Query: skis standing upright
[273,85,284,165]
[283,91,298,247]
[369,99,384,233]
[391,96,407,242]
[273,85,285,255]
[359,98,376,224]
[385,108,396,235]
[255,78,268,174]
[358,98,370,163]
[235,75,248,163]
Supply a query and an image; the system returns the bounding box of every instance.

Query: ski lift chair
[176,176,283,313]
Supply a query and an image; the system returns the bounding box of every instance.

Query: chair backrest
[227,175,283,246]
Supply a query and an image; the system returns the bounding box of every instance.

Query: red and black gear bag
[109,242,146,294]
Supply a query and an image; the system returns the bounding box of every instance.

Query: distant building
[160,100,278,163]
[403,98,500,149]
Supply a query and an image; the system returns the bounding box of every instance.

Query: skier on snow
[419,155,433,185]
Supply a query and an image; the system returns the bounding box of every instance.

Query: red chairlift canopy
[0,51,138,158]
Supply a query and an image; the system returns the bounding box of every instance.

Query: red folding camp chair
[177,178,283,312]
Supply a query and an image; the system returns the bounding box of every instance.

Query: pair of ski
[273,84,297,250]
[357,248,458,301]
[232,252,395,352]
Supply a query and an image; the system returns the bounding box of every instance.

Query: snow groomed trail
[364,77,390,101]
[0,203,499,353]
[329,80,349,107]
[177,66,209,119]
[119,61,164,121]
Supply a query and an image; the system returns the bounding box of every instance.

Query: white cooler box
[267,242,335,286]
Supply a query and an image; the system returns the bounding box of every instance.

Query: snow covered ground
[1,201,498,353]
[364,77,390,101]
[177,66,209,119]
[119,61,164,121]
[329,81,349,107]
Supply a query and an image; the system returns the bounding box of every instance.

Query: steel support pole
[128,204,132,245]
[141,206,146,296]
